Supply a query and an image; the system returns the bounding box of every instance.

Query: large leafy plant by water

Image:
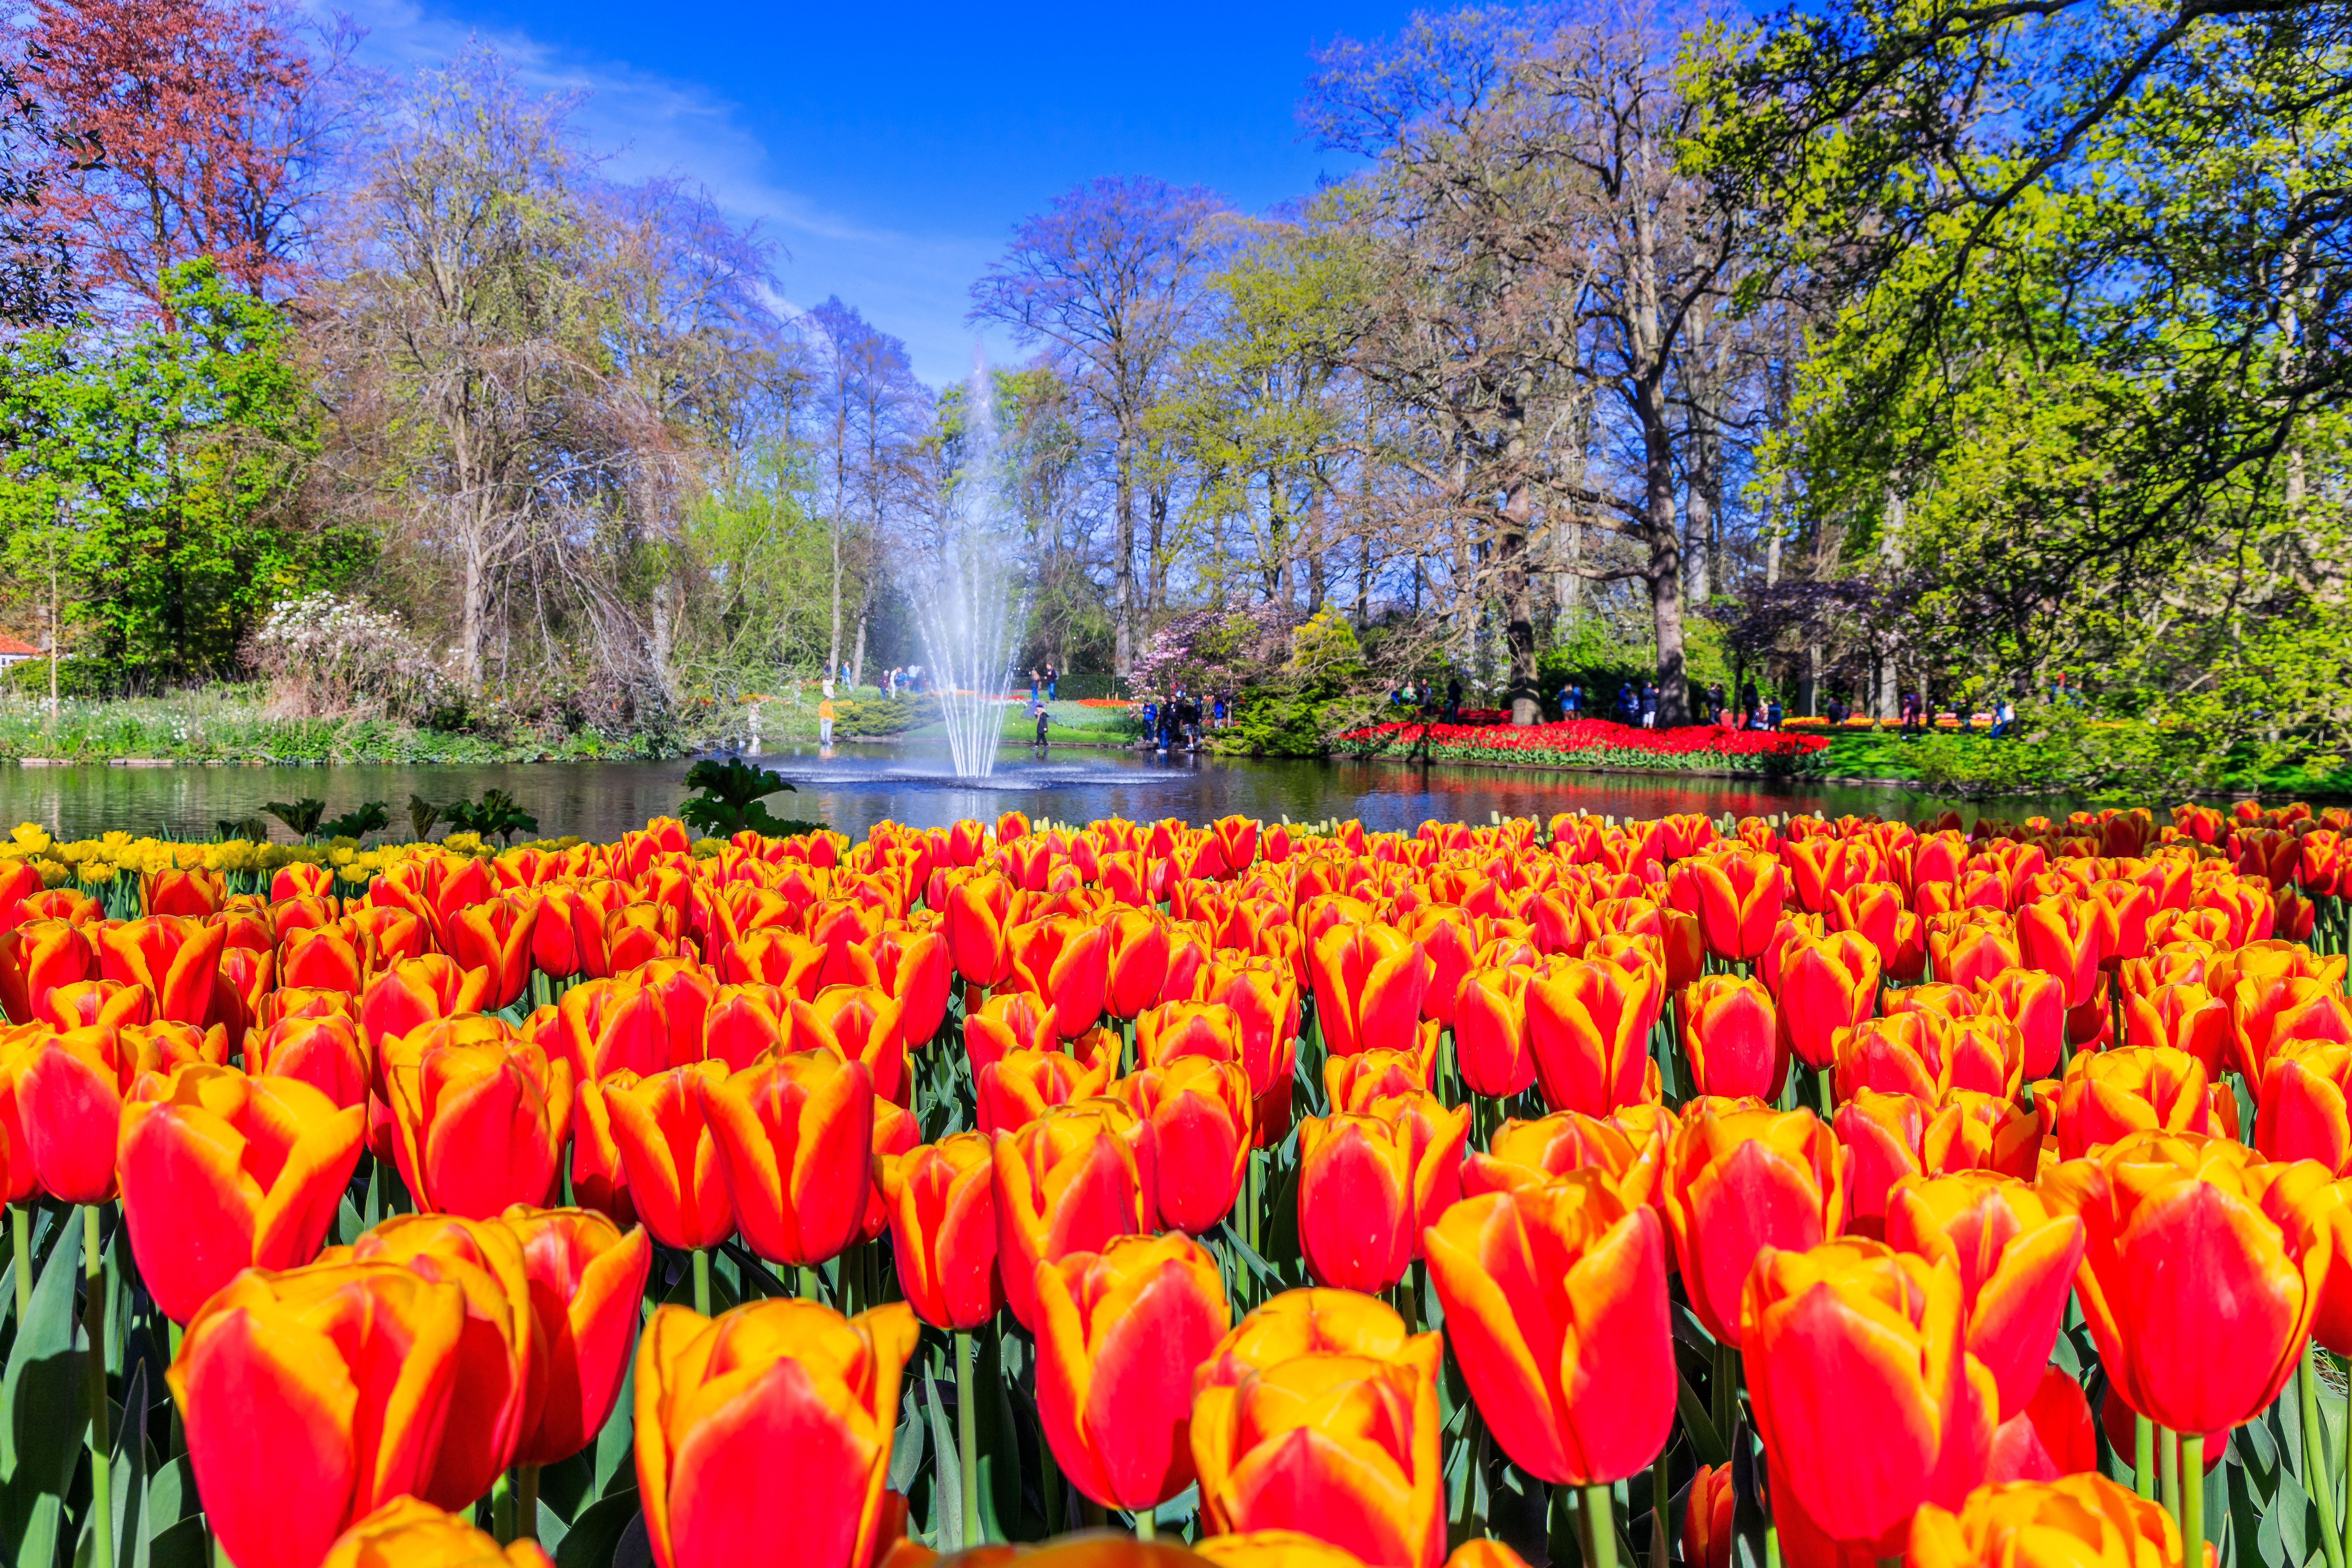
[679,757,799,837]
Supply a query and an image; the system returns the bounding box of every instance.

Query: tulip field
[4,801,2352,1568]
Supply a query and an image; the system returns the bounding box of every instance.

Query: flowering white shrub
[253,594,452,720]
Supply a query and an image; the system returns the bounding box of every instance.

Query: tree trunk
[1641,396,1688,725]
[1113,424,1138,677]
[461,519,487,694]
[650,573,673,698]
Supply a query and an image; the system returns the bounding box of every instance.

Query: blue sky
[320,0,1423,385]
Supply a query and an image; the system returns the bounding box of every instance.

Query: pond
[0,741,2070,844]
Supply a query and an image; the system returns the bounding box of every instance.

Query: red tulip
[504,1205,653,1465]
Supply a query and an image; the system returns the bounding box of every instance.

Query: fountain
[907,355,1029,781]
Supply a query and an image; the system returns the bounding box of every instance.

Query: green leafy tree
[0,257,355,683]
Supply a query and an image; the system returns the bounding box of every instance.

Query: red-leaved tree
[22,0,330,320]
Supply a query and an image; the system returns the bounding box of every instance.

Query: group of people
[1139,687,1223,752]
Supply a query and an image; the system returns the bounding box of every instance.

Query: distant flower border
[1339,716,1828,774]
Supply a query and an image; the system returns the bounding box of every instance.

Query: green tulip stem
[1584,1484,1618,1568]
[2301,1350,2344,1568]
[1650,1448,1670,1568]
[2159,1425,2180,1523]
[1763,1526,1781,1568]
[2134,1413,2156,1502]
[799,1264,821,1303]
[1816,1067,1833,1115]
[692,1249,711,1317]
[954,1330,983,1548]
[2181,1435,2204,1563]
[12,1202,27,1323]
[1135,1511,1156,1541]
[84,1204,112,1568]
[517,1464,541,1546]
[1396,1270,1418,1334]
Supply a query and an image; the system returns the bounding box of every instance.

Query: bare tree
[970,175,1221,677]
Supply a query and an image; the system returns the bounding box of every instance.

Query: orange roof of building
[0,637,40,657]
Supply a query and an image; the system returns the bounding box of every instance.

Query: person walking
[1032,700,1050,750]
[1640,682,1658,728]
[1707,681,1726,723]
[1563,680,1583,718]
[1445,677,1462,724]
[1044,662,1058,702]
[817,685,837,751]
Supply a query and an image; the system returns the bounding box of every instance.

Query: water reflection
[0,741,2072,844]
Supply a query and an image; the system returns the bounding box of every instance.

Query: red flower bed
[1341,716,1827,773]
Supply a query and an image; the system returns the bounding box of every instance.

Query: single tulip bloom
[0,917,98,1025]
[1907,1471,2184,1568]
[809,983,908,1106]
[1324,1043,1434,1114]
[1525,956,1662,1116]
[1833,1090,1927,1235]
[1742,1239,1998,1556]
[1689,851,1787,963]
[1309,923,1430,1058]
[1463,1106,1673,1211]
[1296,1097,1469,1293]
[279,924,368,996]
[383,1025,576,1219]
[1921,1091,2043,1183]
[964,988,1058,1075]
[169,1260,469,1568]
[1190,1332,1448,1568]
[1453,966,1536,1098]
[1684,1464,1734,1568]
[251,1013,372,1110]
[1195,1287,1412,1392]
[944,873,1016,986]
[97,914,226,1025]
[44,977,151,1030]
[1424,1169,1675,1485]
[1036,1232,1233,1510]
[2015,898,2102,1008]
[1983,1365,2098,1484]
[883,1133,1001,1330]
[2041,1131,2325,1434]
[705,1047,874,1267]
[605,1062,737,1251]
[1970,969,2066,1083]
[19,1024,160,1201]
[993,1102,1152,1329]
[1681,974,1784,1101]
[2052,1046,2225,1159]
[1104,909,1173,1021]
[1009,914,1110,1038]
[348,1213,540,1510]
[876,923,951,1044]
[1776,931,1881,1072]
[2234,975,2352,1084]
[446,895,541,1010]
[1121,1056,1252,1235]
[358,956,494,1061]
[1833,1014,1940,1102]
[503,1205,654,1465]
[2258,1041,2352,1174]
[2120,981,2228,1077]
[119,1066,366,1323]
[633,1298,920,1568]
[1884,1173,2087,1419]
[1662,1102,1848,1345]
[1138,999,1246,1070]
[977,1040,1117,1133]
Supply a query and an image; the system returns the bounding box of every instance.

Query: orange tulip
[1207,959,1302,1140]
[2015,898,2102,1008]
[605,1062,737,1251]
[503,1205,653,1465]
[18,1025,158,1201]
[1833,1014,1940,1102]
[2120,981,2228,1078]
[1689,851,1787,962]
[2258,1041,2352,1174]
[944,872,1016,987]
[1296,1095,1468,1293]
[169,1260,467,1568]
[1009,914,1110,1038]
[2041,1131,2325,1433]
[448,895,541,1010]
[0,917,97,1025]
[1119,1056,1252,1234]
[1835,1089,1929,1235]
[1104,908,1172,1020]
[279,923,368,995]
[383,1024,576,1218]
[1662,1102,1847,1345]
[1309,924,1430,1058]
[570,1070,636,1230]
[1462,1106,1673,1210]
[993,1101,1152,1329]
[1970,970,2067,1083]
[1930,920,2021,993]
[1324,1043,1434,1113]
[633,1298,919,1568]
[1680,974,1783,1101]
[810,983,908,1106]
[1138,999,1246,1069]
[2233,974,2352,1084]
[1194,1287,1411,1392]
[977,1039,1118,1133]
[1884,1173,2087,1420]
[347,1213,539,1510]
[316,1497,553,1568]
[717,926,823,995]
[1776,931,1881,1074]
[358,955,493,1059]
[1190,1327,1448,1568]
[1454,966,1537,1098]
[1684,1464,1734,1568]
[1922,1092,2044,1183]
[883,1133,1001,1330]
[1525,956,1662,1116]
[2052,1046,2228,1159]
[98,914,226,1024]
[1035,1232,1232,1510]
[1424,1169,1675,1485]
[44,977,151,1030]
[1742,1239,1997,1556]
[876,923,952,1044]
[964,988,1058,1075]
[119,1065,366,1322]
[705,1047,874,1267]
[250,1013,371,1110]
[1907,1472,2182,1568]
